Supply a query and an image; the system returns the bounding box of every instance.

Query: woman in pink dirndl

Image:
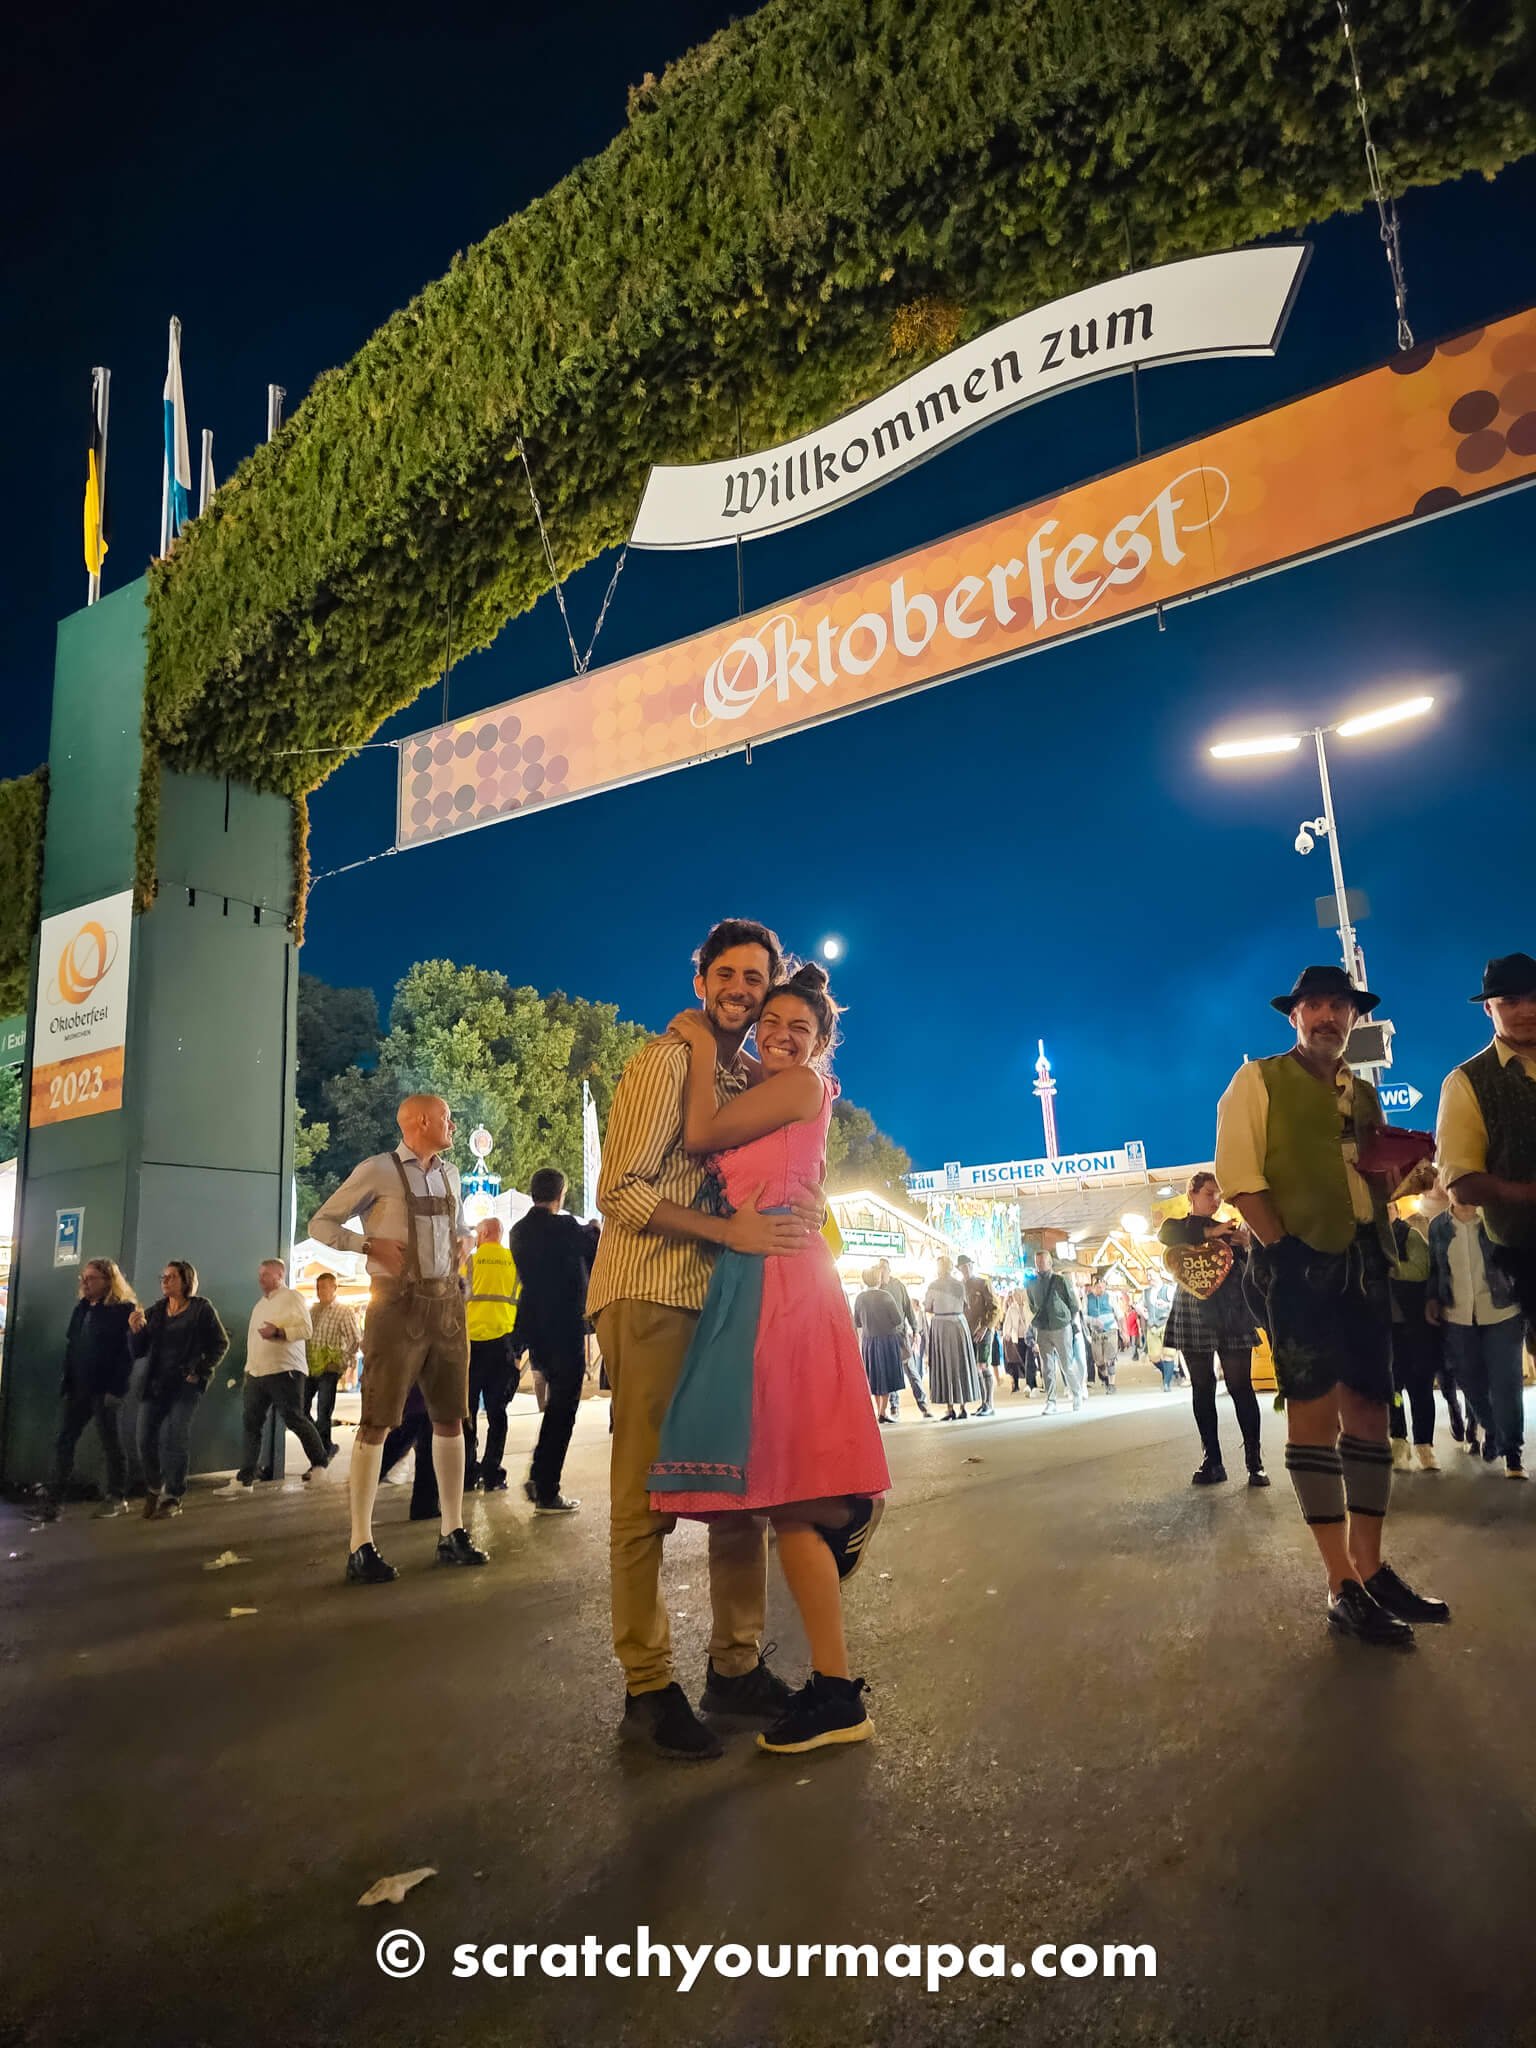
[649,962,890,1754]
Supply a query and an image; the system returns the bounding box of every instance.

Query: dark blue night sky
[5,1,1533,1172]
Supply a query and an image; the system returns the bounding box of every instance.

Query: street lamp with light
[1207,693,1434,985]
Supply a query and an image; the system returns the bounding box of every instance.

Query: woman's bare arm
[684,1050,823,1152]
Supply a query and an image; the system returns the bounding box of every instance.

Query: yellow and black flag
[84,366,110,582]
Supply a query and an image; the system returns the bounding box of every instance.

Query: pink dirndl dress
[650,1078,892,1515]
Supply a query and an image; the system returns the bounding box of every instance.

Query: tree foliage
[303,962,651,1209]
[292,1104,331,1237]
[296,960,911,1215]
[296,972,380,1124]
[0,769,47,1015]
[826,1097,912,1195]
[143,0,1534,797]
[0,1063,21,1165]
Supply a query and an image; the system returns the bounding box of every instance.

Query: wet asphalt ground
[2,1369,1533,2048]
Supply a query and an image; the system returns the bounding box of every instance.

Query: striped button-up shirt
[586,1035,750,1318]
[309,1144,466,1281]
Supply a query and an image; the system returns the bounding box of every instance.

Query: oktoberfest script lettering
[698,466,1227,725]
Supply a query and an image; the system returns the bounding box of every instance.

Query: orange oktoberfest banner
[397,310,1536,849]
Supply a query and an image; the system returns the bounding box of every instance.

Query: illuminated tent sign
[631,246,1309,549]
[397,308,1536,852]
[908,1145,1148,1195]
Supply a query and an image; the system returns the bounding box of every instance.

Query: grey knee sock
[1283,1442,1346,1525]
[1338,1432,1392,1519]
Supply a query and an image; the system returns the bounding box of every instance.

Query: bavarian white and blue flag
[162,316,191,542]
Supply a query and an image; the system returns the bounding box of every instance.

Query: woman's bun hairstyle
[762,957,844,1058]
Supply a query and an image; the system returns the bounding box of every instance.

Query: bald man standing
[310,1094,489,1582]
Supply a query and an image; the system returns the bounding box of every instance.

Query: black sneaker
[437,1527,489,1567]
[1506,1454,1527,1481]
[756,1674,871,1754]
[346,1542,399,1585]
[1246,1457,1271,1488]
[1481,1438,1499,1464]
[620,1683,723,1761]
[533,1494,581,1514]
[816,1497,884,1583]
[1366,1563,1450,1624]
[158,1496,184,1518]
[1326,1578,1414,1647]
[700,1650,794,1722]
[1191,1459,1227,1487]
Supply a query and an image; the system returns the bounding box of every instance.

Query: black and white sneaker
[346,1542,399,1585]
[700,1651,794,1722]
[756,1674,871,1754]
[533,1494,581,1514]
[816,1497,884,1583]
[437,1527,489,1566]
[620,1684,723,1761]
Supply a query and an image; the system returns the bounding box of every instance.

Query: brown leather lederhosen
[358,1154,470,1430]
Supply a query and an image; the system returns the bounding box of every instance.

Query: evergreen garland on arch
[0,769,49,1015]
[134,0,1528,805]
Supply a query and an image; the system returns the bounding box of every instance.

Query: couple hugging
[586,918,890,1761]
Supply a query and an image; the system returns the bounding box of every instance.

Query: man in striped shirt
[588,918,817,1761]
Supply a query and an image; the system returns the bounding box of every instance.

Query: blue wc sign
[1377,1081,1424,1115]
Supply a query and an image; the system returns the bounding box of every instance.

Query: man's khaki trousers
[596,1301,767,1695]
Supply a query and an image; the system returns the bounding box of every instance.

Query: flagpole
[87,366,110,606]
[199,428,214,515]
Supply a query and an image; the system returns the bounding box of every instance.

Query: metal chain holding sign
[1336,0,1413,350]
[515,437,630,675]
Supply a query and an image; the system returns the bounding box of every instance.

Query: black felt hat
[1469,953,1536,1002]
[1270,964,1380,1017]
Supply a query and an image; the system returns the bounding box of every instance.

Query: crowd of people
[851,1248,1180,1428]
[34,927,1536,1745]
[43,1175,598,1533]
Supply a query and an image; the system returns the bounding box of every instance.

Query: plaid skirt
[1163,1261,1259,1355]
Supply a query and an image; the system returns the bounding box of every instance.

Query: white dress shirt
[309,1143,465,1280]
[245,1287,314,1377]
[1443,1214,1518,1328]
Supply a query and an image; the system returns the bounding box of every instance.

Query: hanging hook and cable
[1335,0,1414,350]
[515,435,631,676]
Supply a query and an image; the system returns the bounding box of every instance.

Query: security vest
[464,1241,521,1340]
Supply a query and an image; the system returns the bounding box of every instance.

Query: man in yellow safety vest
[463,1217,522,1491]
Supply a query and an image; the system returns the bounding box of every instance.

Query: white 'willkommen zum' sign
[631,246,1308,550]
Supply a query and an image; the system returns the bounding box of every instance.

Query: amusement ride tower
[1033,1040,1060,1161]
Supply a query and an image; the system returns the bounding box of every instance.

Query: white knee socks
[432,1429,465,1536]
[349,1438,384,1551]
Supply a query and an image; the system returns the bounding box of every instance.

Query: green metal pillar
[0,580,299,1488]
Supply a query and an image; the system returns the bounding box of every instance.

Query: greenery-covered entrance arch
[0,0,1529,1001]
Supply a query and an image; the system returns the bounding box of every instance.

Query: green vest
[1460,1043,1536,1249]
[1259,1053,1392,1257]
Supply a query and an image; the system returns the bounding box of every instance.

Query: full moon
[820,936,844,961]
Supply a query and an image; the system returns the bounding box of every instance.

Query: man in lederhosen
[1215,966,1447,1647]
[310,1094,489,1583]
